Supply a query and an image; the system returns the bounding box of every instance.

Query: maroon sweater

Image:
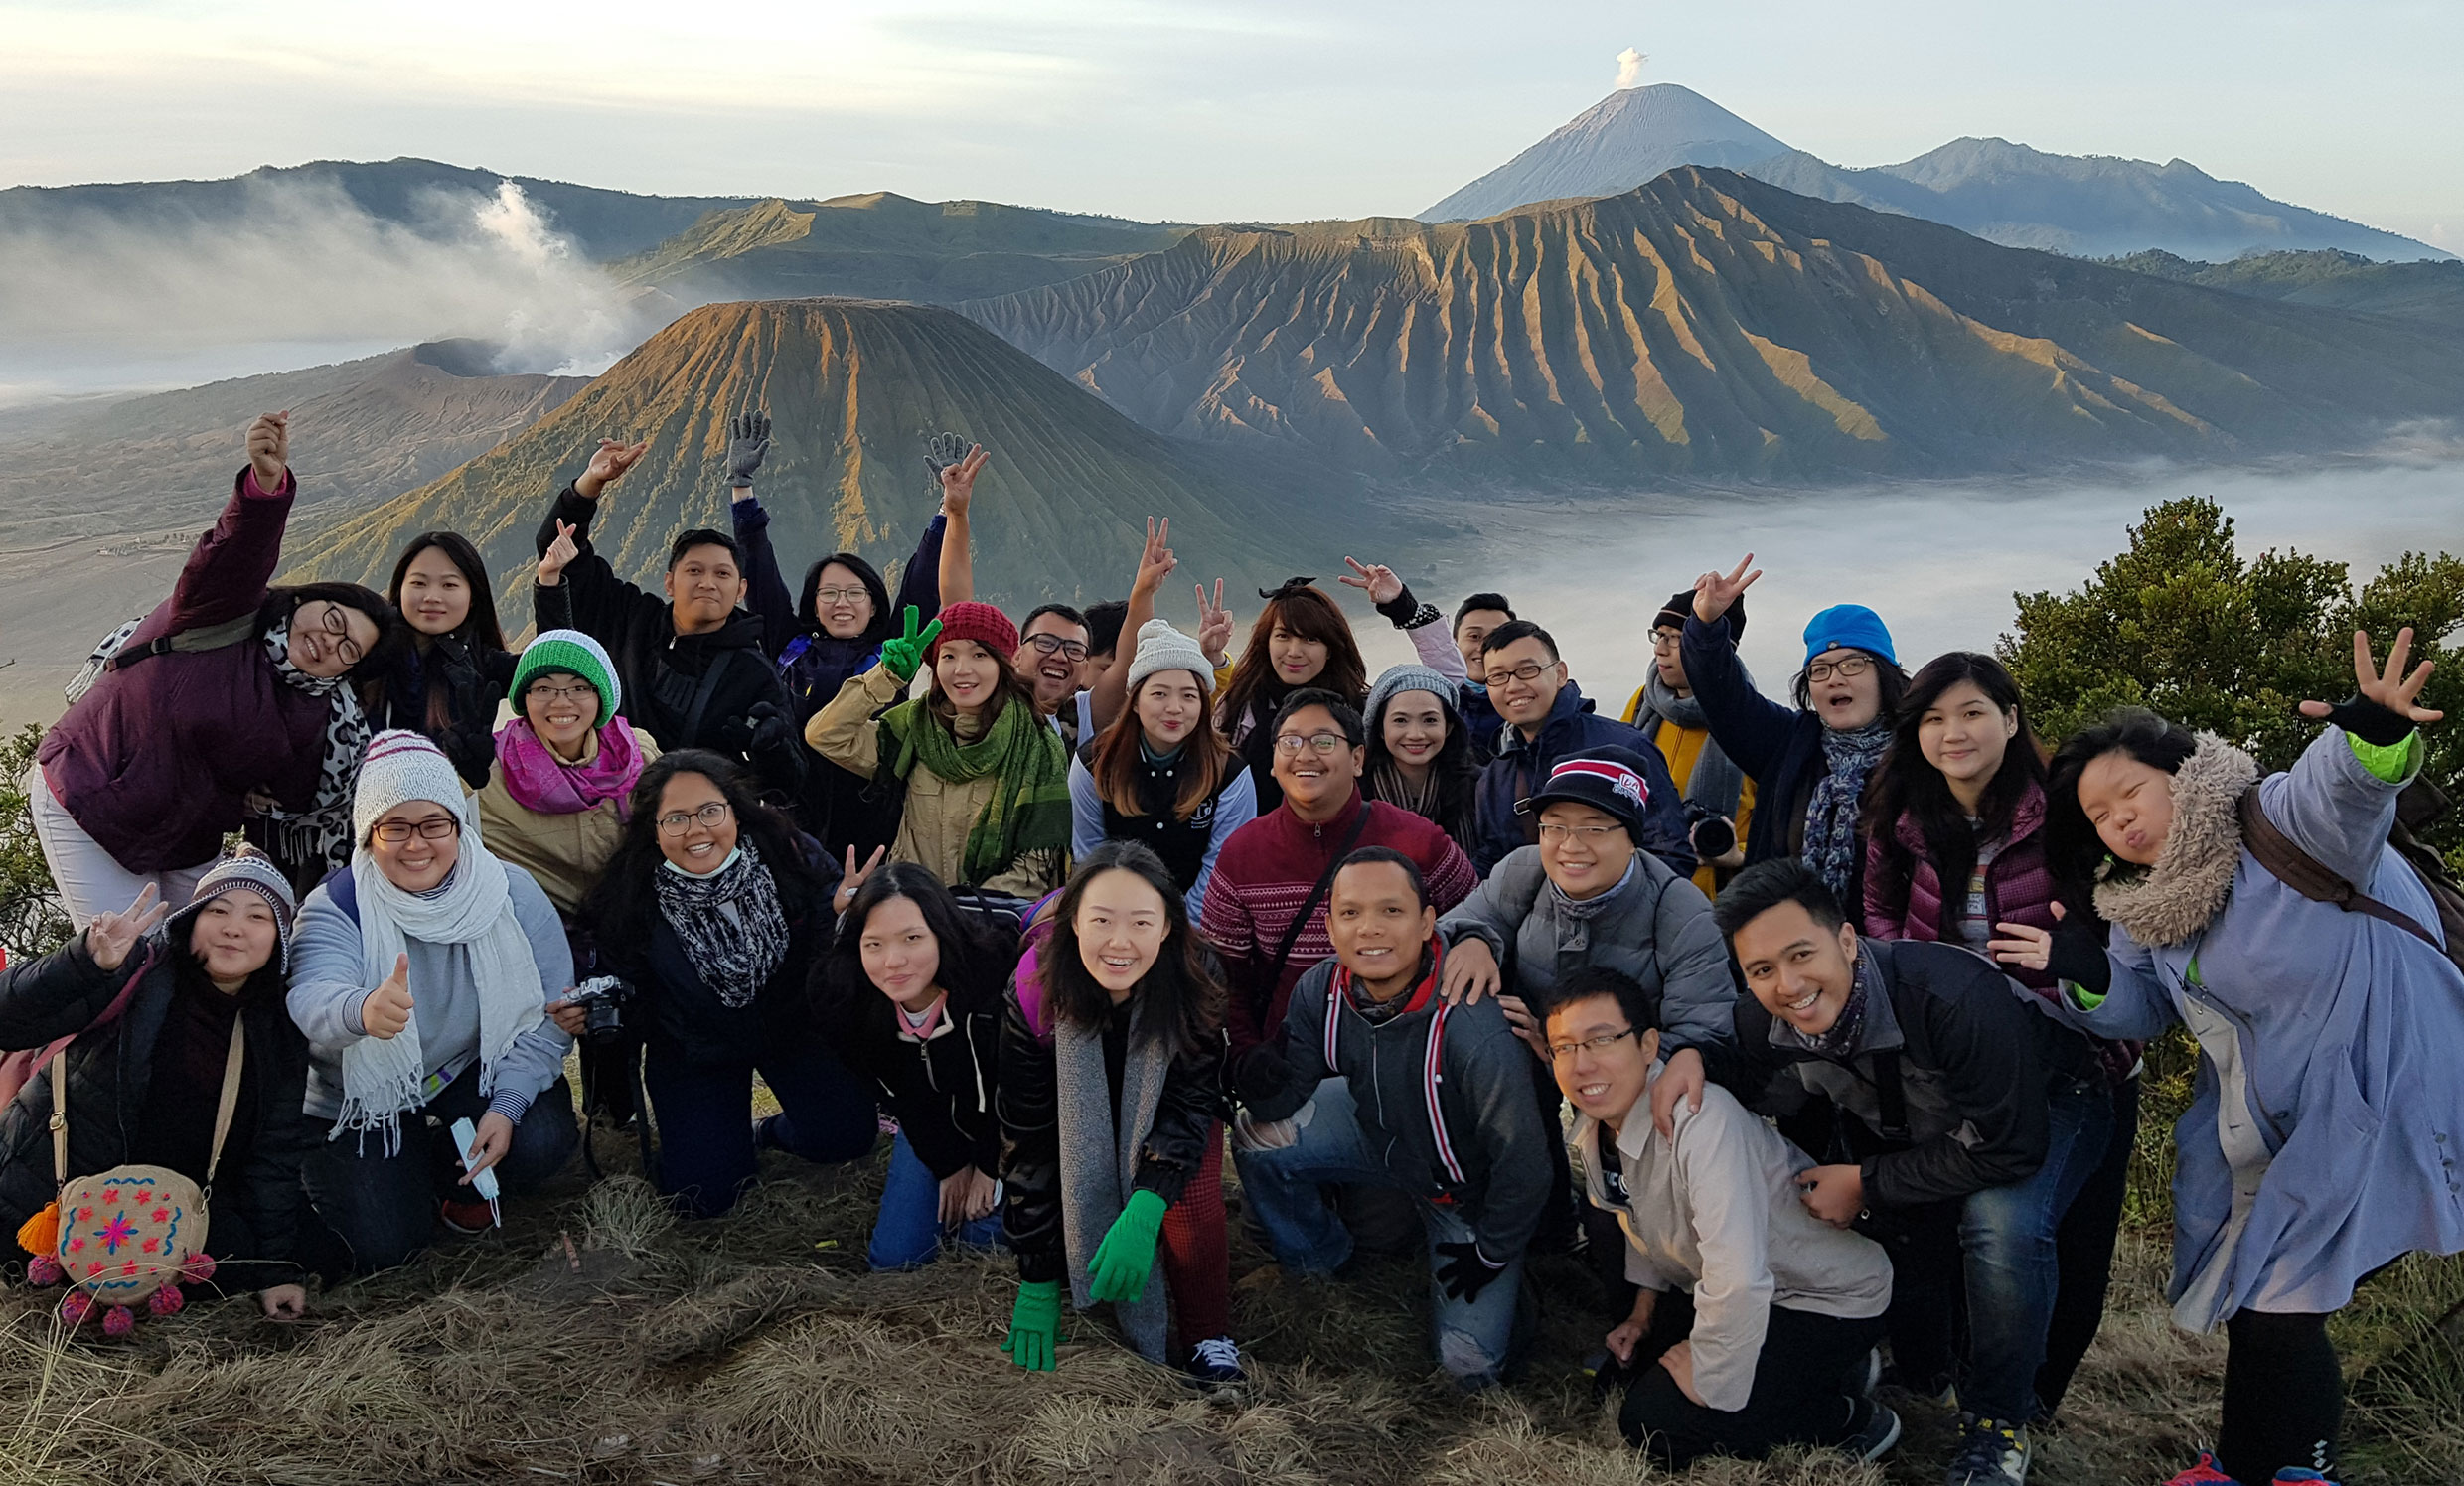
[1198,789,1477,1053]
[39,468,338,872]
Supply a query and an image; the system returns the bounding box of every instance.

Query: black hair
[581,750,828,976]
[1789,650,1911,716]
[1271,687,1365,746]
[2044,706,2200,890]
[813,861,1012,1080]
[1454,592,1515,632]
[1478,618,1558,664]
[1361,681,1480,842]
[1712,857,1848,943]
[259,582,407,684]
[796,552,893,645]
[1040,841,1225,1057]
[385,531,506,653]
[1334,845,1428,908]
[1020,603,1088,642]
[668,528,744,571]
[1534,964,1662,1038]
[1083,600,1129,659]
[1860,652,2049,943]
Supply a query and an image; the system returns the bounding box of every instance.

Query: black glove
[2044,914,2112,998]
[2324,693,2414,748]
[1433,1240,1506,1303]
[746,699,793,756]
[1374,584,1441,633]
[726,410,772,489]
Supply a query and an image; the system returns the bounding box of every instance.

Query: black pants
[1617,1291,1888,1465]
[2038,1075,2137,1417]
[2216,1308,2340,1485]
[1527,1055,1579,1252]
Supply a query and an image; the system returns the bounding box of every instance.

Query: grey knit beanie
[172,845,300,971]
[1366,664,1458,729]
[1124,618,1215,696]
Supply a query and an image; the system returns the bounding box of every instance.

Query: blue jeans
[868,1129,1004,1270]
[644,1037,878,1219]
[1232,1078,1525,1387]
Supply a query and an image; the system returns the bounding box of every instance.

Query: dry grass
[0,1113,2457,1486]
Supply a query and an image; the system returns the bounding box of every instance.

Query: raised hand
[1338,556,1404,607]
[1131,518,1177,598]
[538,520,580,587]
[363,953,414,1040]
[576,437,650,498]
[1693,553,1763,625]
[1194,579,1234,667]
[84,883,169,972]
[725,410,772,490]
[936,443,989,519]
[833,844,887,913]
[246,412,291,487]
[878,605,944,684]
[923,431,972,489]
[2300,627,2443,728]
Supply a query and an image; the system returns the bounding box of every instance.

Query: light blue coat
[2060,725,2464,1329]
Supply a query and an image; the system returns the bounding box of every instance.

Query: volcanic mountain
[1423,85,1788,223]
[284,299,1342,613]
[966,167,2464,483]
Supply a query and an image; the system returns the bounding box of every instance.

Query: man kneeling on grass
[1543,964,1901,1467]
[1229,847,1548,1390]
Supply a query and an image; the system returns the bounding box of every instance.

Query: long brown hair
[1216,581,1367,732]
[1092,668,1232,819]
[924,637,1035,733]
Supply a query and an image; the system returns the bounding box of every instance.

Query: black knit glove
[1434,1240,1506,1302]
[746,700,794,757]
[1375,583,1440,632]
[2324,693,2415,748]
[2044,915,2112,998]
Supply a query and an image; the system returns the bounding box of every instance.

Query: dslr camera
[564,974,634,1042]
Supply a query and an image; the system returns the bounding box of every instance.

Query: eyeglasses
[372,817,458,844]
[1545,1027,1638,1062]
[656,800,733,836]
[1537,822,1624,844]
[1649,630,1683,652]
[310,603,366,668]
[526,682,597,703]
[1482,661,1556,687]
[1805,655,1874,684]
[1274,732,1351,756]
[812,586,872,607]
[1022,633,1090,662]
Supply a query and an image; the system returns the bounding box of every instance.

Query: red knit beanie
[928,601,1018,665]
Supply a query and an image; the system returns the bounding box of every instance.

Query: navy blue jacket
[1470,682,1694,879]
[1678,613,1835,878]
[1458,683,1505,768]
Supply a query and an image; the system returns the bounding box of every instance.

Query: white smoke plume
[1616,47,1647,88]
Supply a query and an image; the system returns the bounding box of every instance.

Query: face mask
[662,846,741,878]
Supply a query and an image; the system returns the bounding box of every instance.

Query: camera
[564,975,633,1042]
[1685,804,1736,861]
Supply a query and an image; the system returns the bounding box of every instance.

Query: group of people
[6,409,2461,1486]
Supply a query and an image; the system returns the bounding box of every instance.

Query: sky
[3,0,2459,248]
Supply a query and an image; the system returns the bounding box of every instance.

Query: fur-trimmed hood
[2092,732,2261,947]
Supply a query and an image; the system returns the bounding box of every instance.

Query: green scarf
[879,694,1073,884]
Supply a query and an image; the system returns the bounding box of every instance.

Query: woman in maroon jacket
[32,413,403,924]
[1857,650,2136,1423]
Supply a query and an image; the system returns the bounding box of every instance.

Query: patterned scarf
[494,718,645,818]
[1628,670,1746,819]
[1803,719,1892,903]
[880,694,1073,885]
[261,616,370,874]
[1792,947,1880,1058]
[654,839,790,1009]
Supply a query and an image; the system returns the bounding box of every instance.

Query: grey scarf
[1546,856,1639,955]
[1051,995,1173,1362]
[1805,720,1891,904]
[1628,671,1746,820]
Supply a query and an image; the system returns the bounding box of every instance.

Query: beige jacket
[807,665,1063,898]
[474,727,662,920]
[1572,1065,1892,1412]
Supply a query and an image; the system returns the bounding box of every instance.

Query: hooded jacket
[1470,682,1694,880]
[366,632,519,791]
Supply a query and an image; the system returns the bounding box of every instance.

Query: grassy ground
[1,1108,2458,1486]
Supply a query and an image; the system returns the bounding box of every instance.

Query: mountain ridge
[1423,85,1787,223]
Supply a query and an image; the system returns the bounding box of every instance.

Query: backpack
[2238,780,2464,974]
[63,612,258,705]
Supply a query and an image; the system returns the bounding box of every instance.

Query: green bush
[0,722,70,962]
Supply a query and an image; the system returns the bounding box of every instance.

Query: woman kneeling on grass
[581,752,877,1219]
[997,841,1242,1385]
[1993,630,2464,1486]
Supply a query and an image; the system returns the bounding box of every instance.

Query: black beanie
[1527,746,1657,838]
[1655,588,1745,642]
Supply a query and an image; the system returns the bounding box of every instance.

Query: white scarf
[334,836,546,1150]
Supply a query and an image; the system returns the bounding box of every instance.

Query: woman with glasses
[1214,579,1369,816]
[287,733,579,1271]
[1677,555,1909,913]
[1069,619,1256,918]
[475,631,660,922]
[34,413,405,926]
[807,601,1072,898]
[580,751,876,1218]
[361,531,519,791]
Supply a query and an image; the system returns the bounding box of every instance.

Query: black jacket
[1704,939,2101,1210]
[367,632,518,789]
[533,482,806,798]
[996,981,1226,1286]
[1679,613,1855,899]
[0,938,314,1293]
[591,853,843,1070]
[1470,682,1695,880]
[822,983,1001,1182]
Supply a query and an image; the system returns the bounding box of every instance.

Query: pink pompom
[100,1303,135,1338]
[179,1253,217,1284]
[59,1290,94,1327]
[147,1285,186,1319]
[25,1254,63,1287]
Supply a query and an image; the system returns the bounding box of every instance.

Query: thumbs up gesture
[363,953,414,1040]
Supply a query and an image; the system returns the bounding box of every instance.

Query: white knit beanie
[351,730,470,844]
[1124,618,1215,696]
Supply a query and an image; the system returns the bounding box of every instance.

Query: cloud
[1616,46,1646,88]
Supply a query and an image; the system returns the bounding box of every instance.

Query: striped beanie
[508,629,621,724]
[174,845,300,971]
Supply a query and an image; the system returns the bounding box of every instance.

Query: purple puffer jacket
[37,468,337,873]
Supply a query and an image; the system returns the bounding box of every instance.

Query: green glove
[1086,1188,1167,1305]
[1002,1279,1062,1371]
[878,605,943,685]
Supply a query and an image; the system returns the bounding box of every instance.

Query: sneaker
[1944,1413,2030,1486]
[2271,1472,2338,1485]
[1837,1397,1903,1464]
[2160,1456,2235,1486]
[438,1194,495,1236]
[1856,1345,1884,1399]
[1184,1335,1246,1387]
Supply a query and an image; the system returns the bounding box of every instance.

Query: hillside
[967,168,2464,483]
[282,300,1345,613]
[1422,85,1788,223]
[613,193,1187,305]
[1747,138,2448,262]
[2104,248,2464,333]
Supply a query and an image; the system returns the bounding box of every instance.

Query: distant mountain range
[2099,248,2464,333]
[282,300,1352,611]
[969,168,2464,482]
[1423,85,2447,263]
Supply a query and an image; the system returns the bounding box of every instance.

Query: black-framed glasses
[1274,731,1350,756]
[526,681,597,703]
[1483,661,1556,687]
[656,801,733,836]
[1806,655,1874,684]
[1649,630,1683,652]
[1022,633,1090,662]
[1545,1027,1637,1063]
[310,602,366,668]
[372,817,459,844]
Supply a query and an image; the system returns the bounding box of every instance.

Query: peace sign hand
[936,443,989,518]
[1338,556,1403,607]
[2300,628,2443,729]
[1194,579,1234,667]
[1693,553,1762,625]
[879,605,945,684]
[1132,518,1177,599]
[84,883,171,972]
[833,845,887,914]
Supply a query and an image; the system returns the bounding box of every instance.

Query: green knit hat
[510,629,621,726]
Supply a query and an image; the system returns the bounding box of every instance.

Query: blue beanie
[1801,604,1896,668]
